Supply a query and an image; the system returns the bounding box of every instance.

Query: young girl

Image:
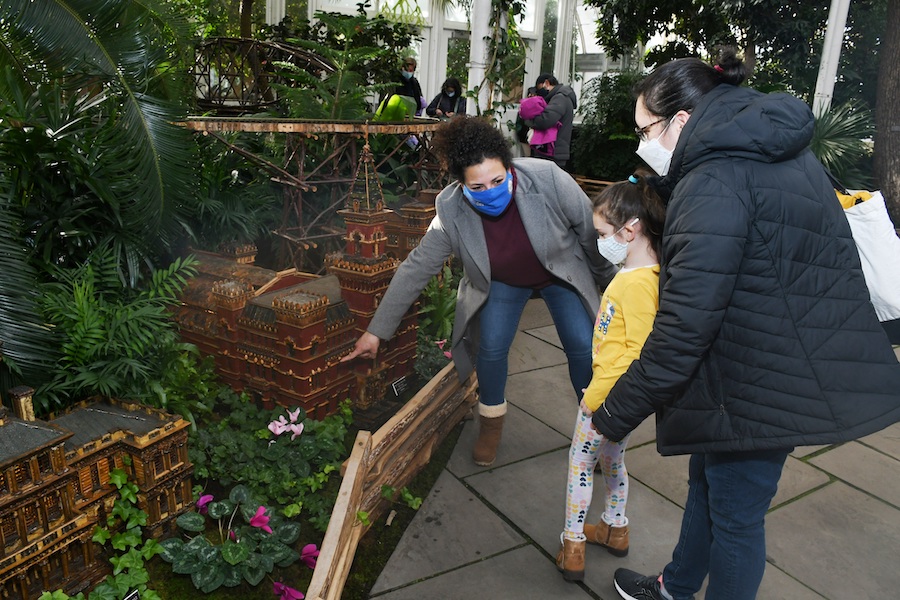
[556,173,666,582]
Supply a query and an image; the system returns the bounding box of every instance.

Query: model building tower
[173,143,421,418]
[326,143,419,409]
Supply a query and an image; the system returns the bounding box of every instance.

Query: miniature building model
[0,387,192,600]
[173,144,430,419]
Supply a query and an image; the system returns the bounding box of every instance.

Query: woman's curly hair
[431,117,512,182]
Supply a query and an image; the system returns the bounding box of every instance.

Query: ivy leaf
[110,530,142,551]
[141,538,162,560]
[108,469,128,489]
[86,584,118,600]
[92,526,111,546]
[110,548,144,575]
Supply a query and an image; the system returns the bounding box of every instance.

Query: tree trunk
[240,0,254,38]
[874,0,900,225]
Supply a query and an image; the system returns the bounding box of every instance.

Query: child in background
[517,87,560,159]
[556,173,666,582]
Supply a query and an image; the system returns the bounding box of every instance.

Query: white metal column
[467,0,492,115]
[553,0,576,82]
[266,0,286,25]
[813,0,852,116]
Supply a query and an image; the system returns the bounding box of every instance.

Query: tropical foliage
[573,69,646,180]
[35,249,201,417]
[0,0,203,400]
[811,100,875,190]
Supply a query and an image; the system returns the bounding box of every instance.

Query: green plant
[34,248,199,415]
[0,0,200,397]
[40,465,163,600]
[414,328,453,382]
[190,390,352,531]
[572,69,646,179]
[158,485,301,593]
[414,263,458,381]
[380,485,423,510]
[479,0,529,119]
[418,264,458,341]
[810,99,874,190]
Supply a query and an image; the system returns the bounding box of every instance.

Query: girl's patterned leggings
[563,409,632,540]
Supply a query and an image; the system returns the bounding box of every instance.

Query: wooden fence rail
[306,362,478,599]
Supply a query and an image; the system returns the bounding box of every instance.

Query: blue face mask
[446,91,456,97]
[401,70,413,80]
[462,171,513,216]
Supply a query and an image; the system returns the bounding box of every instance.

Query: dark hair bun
[714,46,749,86]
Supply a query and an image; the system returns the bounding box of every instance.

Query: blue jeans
[663,449,790,600]
[475,280,593,406]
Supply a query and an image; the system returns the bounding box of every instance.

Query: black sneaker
[614,568,666,600]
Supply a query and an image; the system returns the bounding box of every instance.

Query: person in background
[390,56,424,115]
[426,77,466,120]
[342,117,616,468]
[556,173,665,583]
[522,73,577,170]
[518,86,560,160]
[590,48,900,600]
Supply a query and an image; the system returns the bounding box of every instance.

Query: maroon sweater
[481,168,554,289]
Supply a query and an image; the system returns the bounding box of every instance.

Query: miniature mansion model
[172,145,437,418]
[0,387,192,600]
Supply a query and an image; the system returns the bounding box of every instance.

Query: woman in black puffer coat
[594,49,900,600]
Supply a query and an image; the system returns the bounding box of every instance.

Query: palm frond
[811,100,874,190]
[0,199,58,387]
[0,0,198,283]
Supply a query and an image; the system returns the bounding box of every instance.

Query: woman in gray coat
[343,117,615,466]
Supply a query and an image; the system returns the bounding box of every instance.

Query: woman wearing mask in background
[426,77,466,120]
[342,117,616,467]
[591,48,900,600]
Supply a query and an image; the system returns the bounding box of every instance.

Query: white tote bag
[842,190,900,323]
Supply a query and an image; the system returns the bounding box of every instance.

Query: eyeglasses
[634,117,668,141]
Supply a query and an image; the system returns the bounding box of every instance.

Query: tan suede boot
[584,519,629,557]
[555,536,585,582]
[472,401,506,466]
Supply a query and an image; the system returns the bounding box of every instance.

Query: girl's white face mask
[596,218,639,265]
[636,120,674,176]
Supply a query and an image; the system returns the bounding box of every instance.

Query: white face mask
[636,120,674,176]
[596,218,639,265]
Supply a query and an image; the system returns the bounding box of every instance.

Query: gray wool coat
[366,158,615,380]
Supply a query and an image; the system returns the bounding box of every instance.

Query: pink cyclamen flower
[268,414,304,441]
[273,581,304,600]
[435,339,452,359]
[196,494,214,514]
[250,506,273,534]
[300,543,320,570]
[228,530,236,541]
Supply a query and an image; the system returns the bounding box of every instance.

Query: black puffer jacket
[592,84,900,455]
